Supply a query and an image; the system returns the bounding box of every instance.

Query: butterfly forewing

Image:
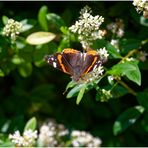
[81,51,102,75]
[45,54,71,74]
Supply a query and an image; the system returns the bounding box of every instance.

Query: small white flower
[9,129,37,147]
[71,130,102,147]
[98,47,109,59]
[2,18,22,40]
[108,75,114,81]
[107,19,124,38]
[69,6,104,49]
[133,0,148,16]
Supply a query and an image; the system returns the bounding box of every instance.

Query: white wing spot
[53,62,57,68]
[93,64,98,70]
[51,57,54,61]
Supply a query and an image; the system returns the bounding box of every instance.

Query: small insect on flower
[45,48,107,82]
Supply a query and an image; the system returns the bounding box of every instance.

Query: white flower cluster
[9,129,37,147]
[97,47,109,60]
[133,0,148,17]
[107,19,124,38]
[69,5,105,49]
[71,130,102,147]
[110,39,120,52]
[2,19,22,40]
[38,120,69,147]
[100,89,112,102]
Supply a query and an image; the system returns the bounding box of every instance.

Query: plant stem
[119,49,138,63]
[117,79,137,96]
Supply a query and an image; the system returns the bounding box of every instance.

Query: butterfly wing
[45,53,71,75]
[81,50,102,76]
[62,48,85,81]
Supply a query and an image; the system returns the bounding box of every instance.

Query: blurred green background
[0,1,148,146]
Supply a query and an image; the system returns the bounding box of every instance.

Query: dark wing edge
[45,54,71,75]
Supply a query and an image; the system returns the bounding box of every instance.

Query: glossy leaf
[140,16,148,27]
[47,13,65,28]
[106,43,122,58]
[76,85,86,105]
[2,15,9,25]
[38,5,48,31]
[113,106,145,135]
[108,62,141,85]
[24,117,37,132]
[66,84,86,99]
[20,19,35,32]
[137,92,148,110]
[65,80,77,93]
[26,32,56,45]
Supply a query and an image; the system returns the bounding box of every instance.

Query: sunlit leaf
[24,117,37,132]
[106,43,122,58]
[113,106,145,135]
[38,5,48,31]
[65,80,77,93]
[108,62,141,85]
[11,55,23,65]
[0,69,5,77]
[66,84,86,99]
[20,19,35,32]
[76,85,86,105]
[2,15,9,25]
[26,32,56,45]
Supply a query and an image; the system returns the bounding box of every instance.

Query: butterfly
[45,48,103,81]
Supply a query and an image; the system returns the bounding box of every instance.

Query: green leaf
[66,84,86,99]
[0,69,5,77]
[18,63,32,77]
[24,117,37,132]
[111,85,128,98]
[137,92,148,110]
[113,106,145,135]
[20,19,35,32]
[47,13,65,29]
[26,32,56,45]
[108,62,141,85]
[120,39,141,53]
[140,16,148,27]
[65,80,77,93]
[38,5,49,31]
[106,43,122,58]
[2,15,9,25]
[76,85,86,105]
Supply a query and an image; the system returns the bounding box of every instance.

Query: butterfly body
[45,48,102,81]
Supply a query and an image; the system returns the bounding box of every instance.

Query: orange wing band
[63,48,79,54]
[57,54,69,74]
[84,57,98,74]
